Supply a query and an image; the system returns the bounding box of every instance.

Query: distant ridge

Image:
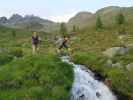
[0,14,59,32]
[67,6,133,30]
[0,6,133,32]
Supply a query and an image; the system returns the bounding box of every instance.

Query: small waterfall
[61,56,117,100]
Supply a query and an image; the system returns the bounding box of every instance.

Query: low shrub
[72,52,107,76]
[9,48,23,58]
[0,52,13,65]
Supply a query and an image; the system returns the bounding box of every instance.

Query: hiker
[59,36,69,50]
[55,36,72,54]
[32,32,40,54]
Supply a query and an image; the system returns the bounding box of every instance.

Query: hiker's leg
[63,43,72,55]
[56,48,60,53]
[59,44,63,50]
[32,45,36,55]
[58,44,64,55]
[36,44,39,52]
[63,43,68,49]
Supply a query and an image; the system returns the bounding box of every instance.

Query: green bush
[72,52,107,76]
[107,67,133,98]
[0,52,13,65]
[112,49,133,65]
[9,48,23,58]
[72,52,98,65]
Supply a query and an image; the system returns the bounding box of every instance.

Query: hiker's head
[33,32,38,37]
[63,36,68,40]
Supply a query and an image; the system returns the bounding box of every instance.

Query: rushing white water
[61,56,117,100]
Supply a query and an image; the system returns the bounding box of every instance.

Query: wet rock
[79,94,85,98]
[105,79,112,87]
[94,72,105,81]
[96,92,101,98]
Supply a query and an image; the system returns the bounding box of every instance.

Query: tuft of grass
[112,49,133,66]
[0,52,14,66]
[72,52,107,76]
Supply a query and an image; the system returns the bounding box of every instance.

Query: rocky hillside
[67,12,93,30]
[0,14,59,32]
[0,6,132,33]
[70,6,133,100]
[67,6,133,30]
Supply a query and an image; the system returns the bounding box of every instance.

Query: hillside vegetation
[0,6,133,100]
[0,14,59,32]
[67,6,133,31]
[0,26,74,100]
[70,6,133,100]
[0,54,73,100]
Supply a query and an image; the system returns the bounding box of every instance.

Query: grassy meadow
[0,26,74,100]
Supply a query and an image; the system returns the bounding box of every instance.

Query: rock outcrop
[103,47,128,58]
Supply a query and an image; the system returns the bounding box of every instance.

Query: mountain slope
[67,6,133,30]
[0,6,133,32]
[0,14,59,32]
[70,6,133,100]
[67,12,93,30]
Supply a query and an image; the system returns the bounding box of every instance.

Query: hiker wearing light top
[32,32,40,54]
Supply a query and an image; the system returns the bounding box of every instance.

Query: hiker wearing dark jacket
[32,32,40,54]
[59,36,69,50]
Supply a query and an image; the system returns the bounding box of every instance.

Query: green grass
[72,52,108,76]
[71,28,120,53]
[0,26,74,100]
[112,49,133,66]
[70,14,133,99]
[0,54,74,100]
[0,52,14,65]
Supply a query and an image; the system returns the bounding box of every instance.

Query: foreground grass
[0,54,74,100]
[0,26,74,100]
